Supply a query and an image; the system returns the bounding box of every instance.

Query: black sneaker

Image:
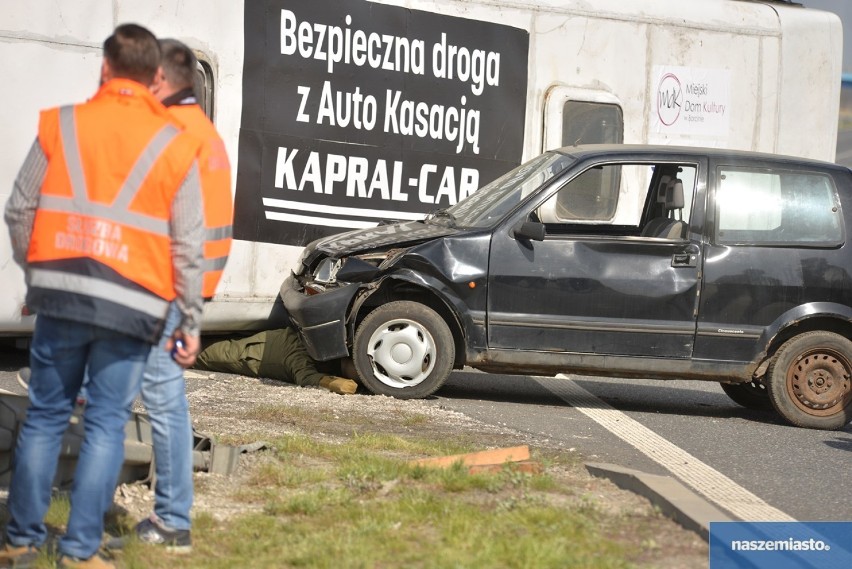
[105,516,191,554]
[16,367,30,391]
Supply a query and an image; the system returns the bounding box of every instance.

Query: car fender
[350,268,483,352]
[752,301,852,362]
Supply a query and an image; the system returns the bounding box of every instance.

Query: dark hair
[159,38,197,92]
[102,23,160,85]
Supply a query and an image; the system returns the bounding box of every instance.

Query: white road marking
[537,374,795,522]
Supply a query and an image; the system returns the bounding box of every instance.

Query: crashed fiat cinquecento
[282,144,852,430]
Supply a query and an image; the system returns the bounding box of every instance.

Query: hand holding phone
[171,338,185,361]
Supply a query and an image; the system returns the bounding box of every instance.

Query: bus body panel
[0,0,842,334]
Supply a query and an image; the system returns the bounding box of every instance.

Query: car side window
[715,167,843,246]
[536,162,696,239]
[537,163,623,224]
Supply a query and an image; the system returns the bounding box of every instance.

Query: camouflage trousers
[195,328,334,386]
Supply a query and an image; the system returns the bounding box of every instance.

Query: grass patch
[239,403,337,424]
[401,413,430,427]
[139,487,630,569]
[106,431,650,568]
[20,416,700,567]
[44,494,70,529]
[246,459,331,489]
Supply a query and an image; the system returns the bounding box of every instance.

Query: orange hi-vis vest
[168,104,233,299]
[26,79,202,342]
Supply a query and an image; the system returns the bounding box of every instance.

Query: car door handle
[672,253,696,267]
[671,245,699,268]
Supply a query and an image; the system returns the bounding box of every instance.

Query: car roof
[554,144,850,171]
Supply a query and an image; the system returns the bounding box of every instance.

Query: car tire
[766,331,852,430]
[353,301,454,399]
[719,380,772,410]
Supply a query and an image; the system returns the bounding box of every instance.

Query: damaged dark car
[282,144,852,430]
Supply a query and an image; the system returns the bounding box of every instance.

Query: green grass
[27,432,686,568]
[194,493,631,569]
[101,433,653,568]
[44,494,71,529]
[118,483,631,569]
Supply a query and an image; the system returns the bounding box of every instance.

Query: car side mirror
[512,220,546,241]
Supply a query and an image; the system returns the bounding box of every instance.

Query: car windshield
[437,152,575,228]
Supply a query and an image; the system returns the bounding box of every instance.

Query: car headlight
[313,257,341,284]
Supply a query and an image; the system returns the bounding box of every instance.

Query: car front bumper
[280,273,360,361]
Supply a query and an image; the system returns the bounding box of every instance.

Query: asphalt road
[3,342,851,523]
[426,369,852,523]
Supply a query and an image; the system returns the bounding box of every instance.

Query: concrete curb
[585,462,735,541]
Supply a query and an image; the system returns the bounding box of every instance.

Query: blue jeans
[6,315,148,559]
[142,302,193,530]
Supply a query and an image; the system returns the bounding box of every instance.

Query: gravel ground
[0,356,709,566]
[115,369,530,522]
[105,369,709,568]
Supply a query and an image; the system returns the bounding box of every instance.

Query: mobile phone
[171,338,185,360]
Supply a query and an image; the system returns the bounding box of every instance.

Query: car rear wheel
[719,380,772,410]
[766,331,852,430]
[353,301,454,399]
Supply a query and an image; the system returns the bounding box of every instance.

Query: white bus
[0,0,842,336]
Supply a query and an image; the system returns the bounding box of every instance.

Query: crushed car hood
[314,221,460,257]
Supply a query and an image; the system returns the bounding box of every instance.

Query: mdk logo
[657,73,682,126]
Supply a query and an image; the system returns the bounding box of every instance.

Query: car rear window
[715,166,844,247]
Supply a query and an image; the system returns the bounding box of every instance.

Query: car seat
[641,178,686,239]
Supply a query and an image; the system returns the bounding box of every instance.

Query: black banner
[235,0,529,246]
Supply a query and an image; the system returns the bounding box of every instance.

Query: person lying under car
[194,327,358,395]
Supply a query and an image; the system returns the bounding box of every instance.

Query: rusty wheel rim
[786,348,852,417]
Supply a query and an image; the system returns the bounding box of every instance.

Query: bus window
[837,75,852,167]
[561,101,623,146]
[194,55,215,120]
[542,87,624,151]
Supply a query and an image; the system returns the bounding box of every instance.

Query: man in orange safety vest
[108,37,233,554]
[2,24,205,569]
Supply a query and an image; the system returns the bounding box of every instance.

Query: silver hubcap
[366,318,436,388]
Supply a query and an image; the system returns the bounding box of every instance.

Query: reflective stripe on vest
[28,267,169,319]
[168,104,233,298]
[203,225,232,273]
[36,106,177,236]
[205,225,232,241]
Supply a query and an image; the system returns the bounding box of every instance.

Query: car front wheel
[352,301,454,399]
[766,331,852,430]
